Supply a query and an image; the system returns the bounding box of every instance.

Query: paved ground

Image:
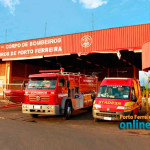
[0,102,150,150]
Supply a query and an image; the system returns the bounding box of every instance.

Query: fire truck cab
[22,68,97,119]
[93,78,142,121]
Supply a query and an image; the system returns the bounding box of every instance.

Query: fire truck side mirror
[23,81,26,88]
[67,80,70,88]
[132,95,137,102]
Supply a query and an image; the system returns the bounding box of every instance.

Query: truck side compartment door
[58,78,67,103]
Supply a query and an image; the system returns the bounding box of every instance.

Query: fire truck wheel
[64,101,72,120]
[91,92,95,100]
[31,114,38,118]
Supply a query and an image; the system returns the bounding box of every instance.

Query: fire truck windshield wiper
[37,86,44,89]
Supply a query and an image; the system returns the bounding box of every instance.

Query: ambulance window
[131,87,137,101]
[97,85,130,100]
[59,78,65,87]
[131,87,135,96]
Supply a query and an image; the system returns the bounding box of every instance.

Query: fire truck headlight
[117,106,125,109]
[117,106,130,110]
[94,104,101,109]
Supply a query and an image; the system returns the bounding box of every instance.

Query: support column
[25,64,28,78]
[5,61,12,84]
[133,65,139,79]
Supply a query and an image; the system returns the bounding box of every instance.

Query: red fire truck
[22,68,98,119]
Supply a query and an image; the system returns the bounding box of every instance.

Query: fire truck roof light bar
[39,68,65,73]
[39,70,61,73]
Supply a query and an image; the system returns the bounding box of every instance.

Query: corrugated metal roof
[0,23,150,60]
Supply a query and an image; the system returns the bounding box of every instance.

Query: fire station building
[0,23,150,96]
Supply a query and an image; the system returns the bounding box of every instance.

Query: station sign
[0,23,150,60]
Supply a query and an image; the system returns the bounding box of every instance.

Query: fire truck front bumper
[22,104,60,115]
[93,109,132,121]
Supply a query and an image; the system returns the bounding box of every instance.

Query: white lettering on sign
[30,38,62,46]
[4,38,62,50]
[18,49,34,55]
[11,51,17,56]
[31,91,47,94]
[22,42,28,47]
[35,47,62,53]
[83,80,94,83]
[0,46,62,58]
[6,43,21,49]
[0,52,9,56]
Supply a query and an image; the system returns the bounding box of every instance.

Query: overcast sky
[0,0,149,43]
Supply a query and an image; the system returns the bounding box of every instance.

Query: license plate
[104,117,112,120]
[34,105,41,109]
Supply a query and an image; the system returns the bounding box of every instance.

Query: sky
[0,0,149,44]
[139,71,150,87]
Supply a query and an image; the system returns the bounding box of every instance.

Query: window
[131,87,135,95]
[97,85,130,100]
[27,77,57,90]
[59,78,65,87]
[75,87,79,94]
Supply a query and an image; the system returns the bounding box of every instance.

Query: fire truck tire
[87,106,92,111]
[91,92,95,100]
[64,101,72,120]
[31,114,38,118]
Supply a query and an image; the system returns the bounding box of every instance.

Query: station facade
[0,23,150,96]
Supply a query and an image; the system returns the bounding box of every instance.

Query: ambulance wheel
[31,114,38,118]
[64,101,72,120]
[137,106,142,116]
[94,118,98,122]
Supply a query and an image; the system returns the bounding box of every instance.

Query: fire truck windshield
[27,77,57,90]
[97,86,130,100]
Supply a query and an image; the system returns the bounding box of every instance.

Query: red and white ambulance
[93,78,142,121]
[22,68,98,119]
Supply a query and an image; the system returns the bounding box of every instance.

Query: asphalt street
[0,106,150,150]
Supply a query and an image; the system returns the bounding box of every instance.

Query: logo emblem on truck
[36,96,41,101]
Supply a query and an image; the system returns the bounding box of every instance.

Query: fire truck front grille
[96,111,119,118]
[29,95,50,102]
[99,111,116,114]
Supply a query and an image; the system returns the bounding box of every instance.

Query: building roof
[0,23,150,61]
